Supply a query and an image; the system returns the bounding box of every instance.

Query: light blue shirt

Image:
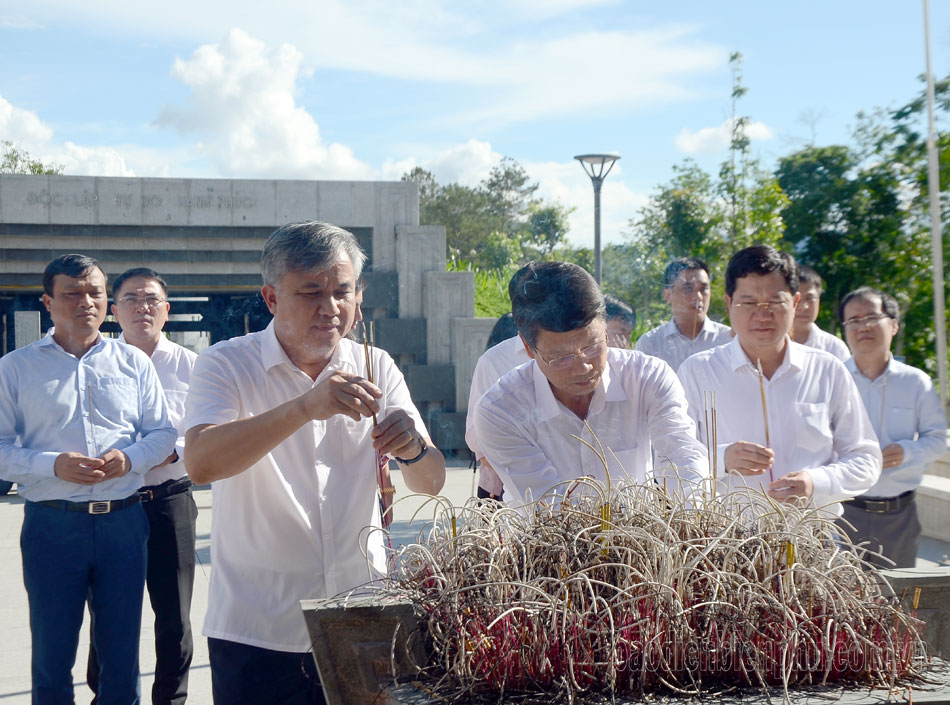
[846,355,948,497]
[0,332,177,502]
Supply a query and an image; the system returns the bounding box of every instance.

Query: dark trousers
[21,500,148,705]
[839,496,921,569]
[208,637,326,705]
[89,485,198,705]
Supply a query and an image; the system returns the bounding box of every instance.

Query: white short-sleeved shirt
[184,322,428,652]
[635,317,732,372]
[119,333,197,486]
[803,323,851,361]
[464,335,531,458]
[846,356,947,497]
[678,337,881,516]
[472,348,708,506]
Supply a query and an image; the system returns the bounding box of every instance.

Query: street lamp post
[574,153,620,285]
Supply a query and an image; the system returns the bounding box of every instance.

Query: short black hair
[724,245,799,297]
[112,267,168,300]
[486,312,518,350]
[43,254,106,296]
[664,257,711,288]
[838,286,900,324]
[604,294,636,329]
[797,264,823,293]
[511,261,605,348]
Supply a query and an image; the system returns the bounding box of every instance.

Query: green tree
[402,158,570,271]
[1,140,62,175]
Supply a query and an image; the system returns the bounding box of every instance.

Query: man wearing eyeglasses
[86,268,198,704]
[678,246,880,514]
[635,257,732,371]
[837,287,946,567]
[471,261,708,506]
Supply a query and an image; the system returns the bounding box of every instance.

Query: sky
[1,0,949,248]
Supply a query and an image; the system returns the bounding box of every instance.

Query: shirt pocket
[90,377,139,429]
[795,402,832,454]
[886,406,916,440]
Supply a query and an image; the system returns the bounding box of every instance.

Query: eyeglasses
[731,299,793,315]
[116,296,167,310]
[842,313,892,330]
[534,338,607,370]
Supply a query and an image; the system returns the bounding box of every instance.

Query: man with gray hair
[185,221,446,704]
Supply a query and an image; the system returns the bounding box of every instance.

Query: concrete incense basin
[302,569,950,705]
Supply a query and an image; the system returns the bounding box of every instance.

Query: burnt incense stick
[756,358,774,483]
[361,321,378,426]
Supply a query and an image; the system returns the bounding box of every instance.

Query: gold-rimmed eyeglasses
[842,313,892,330]
[731,299,793,315]
[116,296,167,310]
[534,337,607,370]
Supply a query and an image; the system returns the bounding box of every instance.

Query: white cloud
[382,136,645,248]
[0,95,54,144]
[154,28,373,180]
[674,117,774,155]
[382,139,502,187]
[0,94,135,176]
[15,2,726,126]
[0,15,44,29]
[524,159,647,248]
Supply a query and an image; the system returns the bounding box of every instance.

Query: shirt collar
[531,355,615,422]
[846,353,894,382]
[726,335,800,375]
[260,321,357,378]
[666,316,717,339]
[37,328,105,355]
[117,331,175,357]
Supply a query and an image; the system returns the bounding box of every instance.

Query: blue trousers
[21,500,149,705]
[88,486,197,705]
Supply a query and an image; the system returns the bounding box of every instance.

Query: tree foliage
[1,140,62,175]
[612,55,786,331]
[402,157,571,270]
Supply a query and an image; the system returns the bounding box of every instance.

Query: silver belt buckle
[88,501,111,515]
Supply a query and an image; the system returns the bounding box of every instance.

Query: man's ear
[41,293,53,313]
[110,304,118,318]
[662,287,672,305]
[261,285,278,315]
[520,333,536,360]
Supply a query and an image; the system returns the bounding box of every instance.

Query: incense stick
[361,321,378,426]
[756,358,773,483]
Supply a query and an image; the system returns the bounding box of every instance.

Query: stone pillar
[14,311,41,349]
[395,225,447,318]
[423,271,474,365]
[372,183,419,273]
[452,318,497,413]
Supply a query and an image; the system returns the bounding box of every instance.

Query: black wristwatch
[395,443,429,465]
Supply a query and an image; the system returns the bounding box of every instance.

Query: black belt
[33,494,141,515]
[139,477,192,503]
[849,489,915,514]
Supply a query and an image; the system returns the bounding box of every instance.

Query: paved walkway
[1,464,947,703]
[0,464,476,704]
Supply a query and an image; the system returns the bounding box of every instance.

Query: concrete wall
[0,174,484,452]
[0,175,416,291]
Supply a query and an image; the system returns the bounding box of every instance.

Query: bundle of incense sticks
[756,358,774,483]
[362,321,395,528]
[703,390,718,497]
